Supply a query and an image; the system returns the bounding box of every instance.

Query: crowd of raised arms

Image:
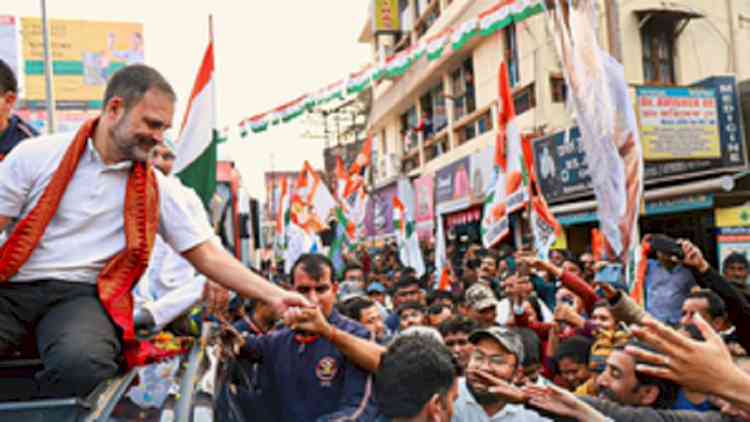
[3,61,750,422]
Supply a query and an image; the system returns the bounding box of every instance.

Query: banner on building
[718,228,750,272]
[20,17,144,105]
[435,156,471,204]
[414,174,435,240]
[366,183,397,237]
[469,146,495,203]
[373,0,401,33]
[636,86,720,160]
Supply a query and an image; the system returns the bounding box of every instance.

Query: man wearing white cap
[132,138,224,333]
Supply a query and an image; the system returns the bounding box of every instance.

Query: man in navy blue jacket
[238,253,377,421]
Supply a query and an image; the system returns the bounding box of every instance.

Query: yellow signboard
[551,228,568,250]
[20,18,143,104]
[715,206,750,228]
[636,86,721,160]
[373,0,401,33]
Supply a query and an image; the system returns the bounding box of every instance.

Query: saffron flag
[173,42,218,209]
[294,161,337,233]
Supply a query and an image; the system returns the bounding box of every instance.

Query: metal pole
[40,0,55,133]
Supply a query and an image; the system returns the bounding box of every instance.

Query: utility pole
[40,0,56,133]
[604,0,624,62]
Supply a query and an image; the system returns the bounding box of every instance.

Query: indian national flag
[335,156,350,203]
[394,177,426,276]
[295,161,337,232]
[174,41,218,209]
[495,60,527,213]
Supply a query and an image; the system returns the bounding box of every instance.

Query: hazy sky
[7,1,372,199]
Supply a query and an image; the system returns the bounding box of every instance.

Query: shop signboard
[435,156,471,204]
[534,76,747,204]
[531,127,592,204]
[372,0,401,33]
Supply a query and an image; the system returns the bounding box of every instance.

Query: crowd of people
[210,231,750,421]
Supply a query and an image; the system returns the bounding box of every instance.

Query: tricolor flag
[394,177,426,277]
[495,61,527,213]
[345,134,372,198]
[335,156,350,204]
[173,41,218,209]
[481,61,528,248]
[294,161,337,233]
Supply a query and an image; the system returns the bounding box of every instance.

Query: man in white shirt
[132,140,220,333]
[0,64,307,398]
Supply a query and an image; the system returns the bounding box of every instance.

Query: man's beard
[110,119,153,162]
[467,378,502,406]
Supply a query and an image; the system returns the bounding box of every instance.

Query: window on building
[455,110,493,146]
[424,134,449,162]
[415,0,440,38]
[505,24,520,87]
[451,58,476,120]
[419,82,447,141]
[380,129,388,155]
[641,18,676,85]
[399,0,412,32]
[513,83,536,115]
[550,76,567,103]
[400,106,419,154]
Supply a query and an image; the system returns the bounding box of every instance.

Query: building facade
[359,0,750,264]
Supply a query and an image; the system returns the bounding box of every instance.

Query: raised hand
[524,383,608,422]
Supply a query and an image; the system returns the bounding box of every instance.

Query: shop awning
[551,174,739,223]
[633,4,704,37]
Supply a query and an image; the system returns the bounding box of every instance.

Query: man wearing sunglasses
[236,253,377,422]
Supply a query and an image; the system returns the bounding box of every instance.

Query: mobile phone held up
[594,263,623,285]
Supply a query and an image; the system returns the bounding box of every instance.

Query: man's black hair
[102,64,176,112]
[438,316,477,338]
[337,296,375,322]
[402,267,417,278]
[0,59,17,93]
[617,339,679,409]
[342,264,365,281]
[686,289,727,320]
[375,333,456,419]
[515,327,541,367]
[290,253,335,285]
[394,275,420,292]
[723,252,749,270]
[396,301,425,317]
[554,335,593,366]
[427,290,454,306]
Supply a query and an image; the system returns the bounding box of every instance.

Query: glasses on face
[470,350,513,368]
[296,284,332,295]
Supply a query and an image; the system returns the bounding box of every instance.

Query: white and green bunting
[451,17,479,52]
[426,31,451,62]
[234,0,546,137]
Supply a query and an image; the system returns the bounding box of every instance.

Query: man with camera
[642,235,697,327]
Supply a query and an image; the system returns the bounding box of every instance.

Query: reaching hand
[469,368,528,404]
[202,281,230,318]
[626,313,747,400]
[269,289,313,318]
[283,306,330,337]
[524,383,608,422]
